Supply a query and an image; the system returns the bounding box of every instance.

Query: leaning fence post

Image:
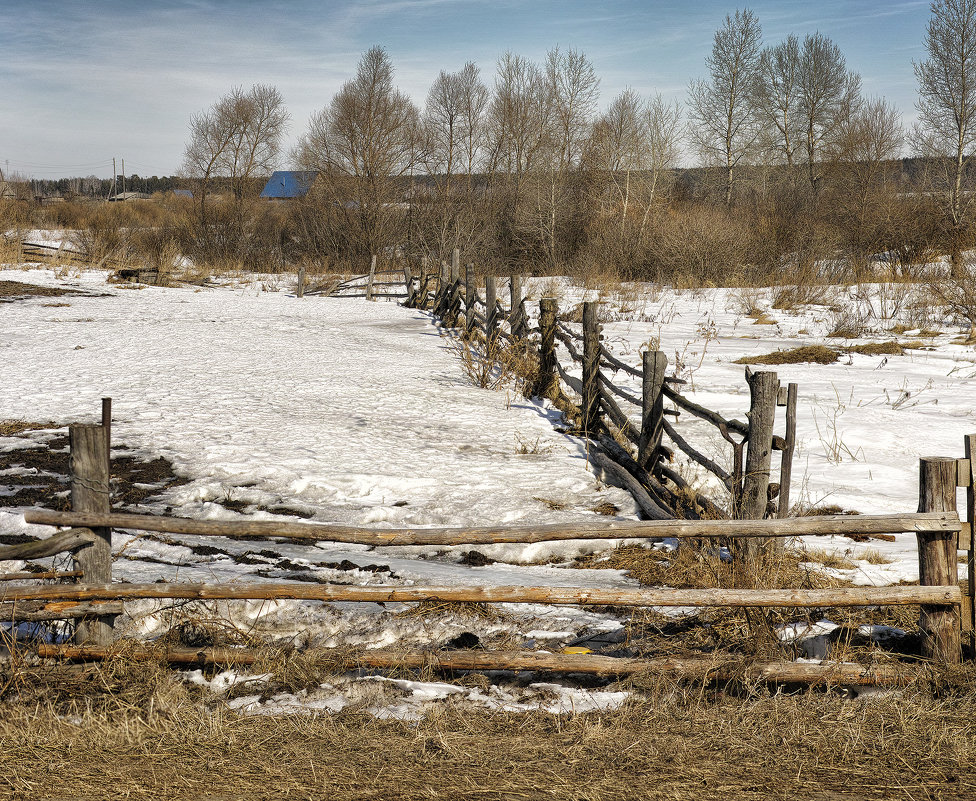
[509,275,528,339]
[917,456,962,664]
[435,261,449,319]
[534,298,558,399]
[403,261,414,307]
[582,301,602,437]
[964,434,976,653]
[639,351,668,472]
[70,422,114,646]
[485,275,498,343]
[464,263,476,336]
[417,255,430,310]
[734,370,779,584]
[777,382,798,518]
[366,254,377,302]
[446,251,462,327]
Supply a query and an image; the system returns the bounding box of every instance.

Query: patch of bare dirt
[0,280,102,301]
[0,425,189,514]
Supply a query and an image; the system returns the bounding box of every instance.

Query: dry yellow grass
[0,668,974,801]
[734,345,840,365]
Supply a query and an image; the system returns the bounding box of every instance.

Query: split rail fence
[4,398,972,683]
[401,251,797,533]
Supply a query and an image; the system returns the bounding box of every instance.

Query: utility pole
[111,158,117,199]
[121,157,125,196]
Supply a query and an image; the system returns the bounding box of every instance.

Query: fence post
[917,456,962,664]
[582,301,601,436]
[447,251,462,327]
[402,261,414,307]
[297,265,305,299]
[366,255,377,302]
[639,351,668,472]
[965,434,976,653]
[509,275,528,339]
[70,423,114,646]
[101,397,112,465]
[435,261,449,319]
[485,275,498,343]
[418,255,430,310]
[465,263,476,336]
[777,382,798,518]
[734,370,779,583]
[534,298,558,399]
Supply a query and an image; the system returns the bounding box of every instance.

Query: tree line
[10,1,976,284]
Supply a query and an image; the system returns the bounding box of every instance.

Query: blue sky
[0,0,931,179]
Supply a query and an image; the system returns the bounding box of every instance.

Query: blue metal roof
[260,171,318,199]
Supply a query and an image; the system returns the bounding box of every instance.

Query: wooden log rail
[33,644,924,686]
[0,528,96,561]
[24,509,959,547]
[0,581,960,608]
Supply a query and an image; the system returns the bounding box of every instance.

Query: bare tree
[913,0,976,273]
[585,90,681,247]
[797,32,861,192]
[755,35,802,166]
[418,62,491,260]
[296,46,420,259]
[687,8,763,205]
[483,52,555,263]
[524,47,600,269]
[545,46,599,169]
[829,97,904,262]
[183,85,288,222]
[486,52,553,186]
[423,63,489,187]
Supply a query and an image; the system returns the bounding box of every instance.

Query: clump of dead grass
[0,419,60,436]
[1,672,975,800]
[860,548,894,565]
[449,331,537,393]
[580,542,843,592]
[734,345,840,365]
[847,340,905,356]
[799,547,857,571]
[396,600,501,621]
[795,503,861,517]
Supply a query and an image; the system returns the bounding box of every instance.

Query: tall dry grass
[0,650,973,801]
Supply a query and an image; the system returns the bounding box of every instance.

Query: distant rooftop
[260,171,318,199]
[108,191,151,202]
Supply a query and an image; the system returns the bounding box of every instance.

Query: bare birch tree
[913,0,976,273]
[797,33,861,192]
[755,35,802,166]
[585,90,681,247]
[418,62,491,259]
[182,84,289,259]
[183,85,288,218]
[687,8,763,205]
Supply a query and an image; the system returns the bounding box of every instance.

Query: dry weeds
[0,663,974,800]
[734,346,840,365]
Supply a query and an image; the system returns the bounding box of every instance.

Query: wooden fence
[1,399,970,682]
[400,254,797,537]
[2,258,972,678]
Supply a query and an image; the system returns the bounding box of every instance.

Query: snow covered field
[1,264,974,714]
